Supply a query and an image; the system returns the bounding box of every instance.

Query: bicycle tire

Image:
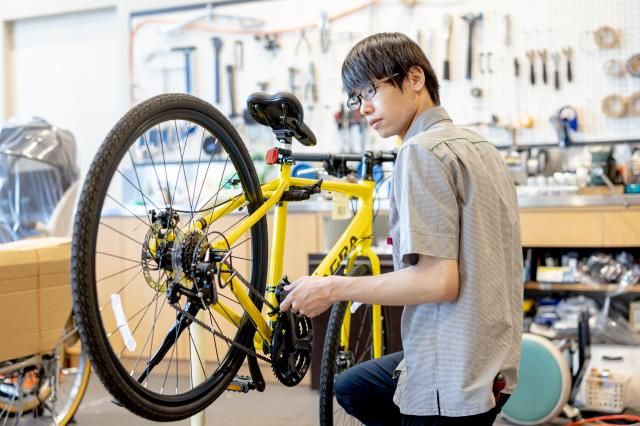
[71,93,268,421]
[318,263,391,426]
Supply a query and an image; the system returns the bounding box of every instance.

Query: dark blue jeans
[334,351,502,426]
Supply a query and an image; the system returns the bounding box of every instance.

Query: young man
[280,32,523,425]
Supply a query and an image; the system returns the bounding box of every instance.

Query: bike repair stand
[190,311,206,426]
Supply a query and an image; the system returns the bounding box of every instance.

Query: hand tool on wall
[255,34,280,54]
[442,14,453,80]
[603,59,626,77]
[226,64,239,119]
[288,67,300,96]
[601,94,627,118]
[304,62,318,106]
[171,46,196,94]
[460,13,482,80]
[514,57,520,77]
[295,30,312,56]
[504,15,512,47]
[594,26,620,49]
[234,40,244,71]
[319,12,331,54]
[562,47,573,82]
[526,50,536,85]
[551,52,561,90]
[424,29,435,59]
[478,52,492,74]
[212,37,223,103]
[627,54,640,77]
[470,87,483,98]
[550,105,577,147]
[538,49,548,84]
[628,91,640,116]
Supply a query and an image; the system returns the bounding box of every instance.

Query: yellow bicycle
[71,92,395,423]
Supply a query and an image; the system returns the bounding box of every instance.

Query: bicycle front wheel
[319,263,392,426]
[71,93,268,421]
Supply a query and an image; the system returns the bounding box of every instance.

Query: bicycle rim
[72,94,268,421]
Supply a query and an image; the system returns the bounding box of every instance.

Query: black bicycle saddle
[246,91,317,146]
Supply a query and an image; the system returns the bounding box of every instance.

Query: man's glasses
[346,73,399,111]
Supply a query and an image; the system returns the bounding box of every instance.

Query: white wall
[10,8,121,175]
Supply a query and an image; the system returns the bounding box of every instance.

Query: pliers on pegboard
[295,29,312,56]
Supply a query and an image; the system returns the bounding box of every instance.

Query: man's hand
[279,275,337,318]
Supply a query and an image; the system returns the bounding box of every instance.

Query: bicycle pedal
[226,375,256,393]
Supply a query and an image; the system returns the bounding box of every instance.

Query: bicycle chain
[168,260,277,364]
[169,302,272,363]
[220,260,278,313]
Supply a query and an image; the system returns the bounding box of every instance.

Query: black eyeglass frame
[346,72,401,111]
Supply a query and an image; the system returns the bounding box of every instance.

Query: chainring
[271,312,313,387]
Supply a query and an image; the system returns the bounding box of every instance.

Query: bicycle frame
[191,160,384,358]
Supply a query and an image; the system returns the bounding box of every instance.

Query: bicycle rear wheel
[71,93,268,421]
[319,263,392,426]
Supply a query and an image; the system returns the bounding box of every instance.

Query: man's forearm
[330,258,458,306]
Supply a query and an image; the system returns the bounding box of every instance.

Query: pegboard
[129,0,640,153]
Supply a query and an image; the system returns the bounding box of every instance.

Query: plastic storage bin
[585,371,629,413]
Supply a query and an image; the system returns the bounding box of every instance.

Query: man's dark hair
[341,32,440,106]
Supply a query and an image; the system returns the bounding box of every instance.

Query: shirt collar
[403,106,452,141]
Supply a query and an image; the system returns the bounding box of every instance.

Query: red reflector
[387,237,393,245]
[265,148,279,165]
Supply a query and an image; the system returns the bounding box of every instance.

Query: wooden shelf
[525,281,640,293]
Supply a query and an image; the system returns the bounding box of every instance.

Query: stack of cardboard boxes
[0,237,72,362]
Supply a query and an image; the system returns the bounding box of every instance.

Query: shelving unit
[525,282,640,293]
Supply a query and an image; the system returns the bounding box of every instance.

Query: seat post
[268,129,294,166]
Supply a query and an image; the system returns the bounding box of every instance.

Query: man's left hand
[279,275,337,318]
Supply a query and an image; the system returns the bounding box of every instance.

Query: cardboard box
[0,237,71,362]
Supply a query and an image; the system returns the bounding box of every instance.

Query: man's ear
[407,66,426,92]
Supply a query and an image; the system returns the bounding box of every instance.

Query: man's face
[355,76,417,139]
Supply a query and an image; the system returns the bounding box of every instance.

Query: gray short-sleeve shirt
[389,106,523,417]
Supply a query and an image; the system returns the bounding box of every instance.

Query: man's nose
[359,98,373,116]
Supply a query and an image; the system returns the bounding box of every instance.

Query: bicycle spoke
[99,221,143,248]
[158,124,174,216]
[116,168,161,212]
[187,328,208,386]
[106,193,149,228]
[130,296,167,379]
[186,126,206,223]
[205,310,223,364]
[108,291,161,338]
[169,120,193,218]
[96,251,141,264]
[217,292,242,306]
[118,291,162,359]
[194,143,224,215]
[99,270,143,311]
[143,132,169,206]
[97,263,140,284]
[160,336,177,395]
[129,149,153,223]
[352,307,369,356]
